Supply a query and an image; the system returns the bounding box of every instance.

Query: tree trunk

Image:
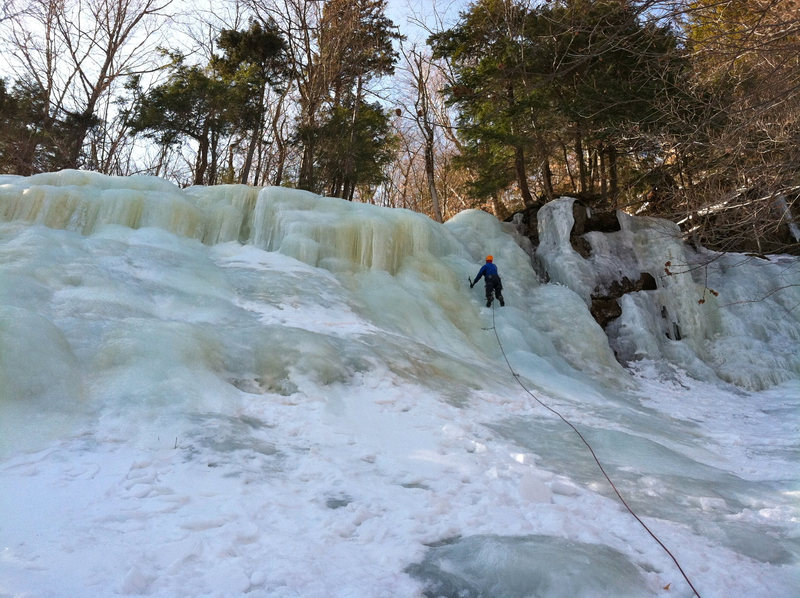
[271,88,290,186]
[345,76,364,196]
[240,84,268,184]
[408,48,443,221]
[562,141,575,191]
[400,153,413,210]
[514,145,535,207]
[63,110,95,168]
[506,81,534,208]
[154,143,168,178]
[490,191,507,220]
[608,144,618,206]
[209,129,220,185]
[298,87,319,191]
[599,144,607,200]
[330,176,342,198]
[195,126,210,185]
[240,123,260,185]
[425,134,443,222]
[272,147,286,187]
[541,156,554,201]
[17,133,39,176]
[299,136,315,191]
[575,122,587,194]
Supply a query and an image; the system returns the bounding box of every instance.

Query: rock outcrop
[511,199,655,331]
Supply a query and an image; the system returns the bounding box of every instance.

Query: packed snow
[0,171,798,597]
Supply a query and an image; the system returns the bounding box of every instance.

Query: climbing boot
[486,299,492,307]
[499,297,505,307]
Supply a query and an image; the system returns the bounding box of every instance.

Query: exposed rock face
[589,299,622,329]
[570,201,622,258]
[508,204,542,246]
[512,198,655,330]
[590,273,657,328]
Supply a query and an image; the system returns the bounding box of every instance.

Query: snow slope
[0,171,798,597]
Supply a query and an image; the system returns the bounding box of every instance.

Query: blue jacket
[474,262,499,284]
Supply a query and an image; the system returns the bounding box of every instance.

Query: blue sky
[387,0,469,43]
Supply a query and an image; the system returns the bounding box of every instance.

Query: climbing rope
[488,304,702,598]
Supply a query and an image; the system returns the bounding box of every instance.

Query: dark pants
[485,275,504,306]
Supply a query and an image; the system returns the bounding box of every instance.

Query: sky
[387,0,470,42]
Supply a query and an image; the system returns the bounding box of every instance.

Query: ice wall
[535,198,800,390]
[0,171,630,453]
[251,187,461,275]
[534,197,599,304]
[0,171,208,239]
[0,171,466,278]
[0,172,462,274]
[2,171,798,398]
[1,172,798,597]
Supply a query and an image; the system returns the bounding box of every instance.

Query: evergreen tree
[0,77,65,175]
[316,101,398,200]
[430,0,553,207]
[431,0,686,209]
[127,62,235,185]
[214,21,287,184]
[128,23,285,186]
[311,0,403,198]
[544,0,685,204]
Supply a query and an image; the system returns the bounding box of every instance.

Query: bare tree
[1,0,16,23]
[647,0,800,253]
[2,0,174,172]
[246,0,326,190]
[402,44,444,222]
[388,42,481,221]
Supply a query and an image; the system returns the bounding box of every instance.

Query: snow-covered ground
[1,172,798,597]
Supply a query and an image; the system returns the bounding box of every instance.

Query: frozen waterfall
[0,171,798,598]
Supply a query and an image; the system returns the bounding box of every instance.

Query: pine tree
[430,0,549,208]
[313,0,403,198]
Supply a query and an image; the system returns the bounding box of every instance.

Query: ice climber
[471,255,505,308]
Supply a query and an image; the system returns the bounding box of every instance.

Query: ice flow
[0,170,798,598]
